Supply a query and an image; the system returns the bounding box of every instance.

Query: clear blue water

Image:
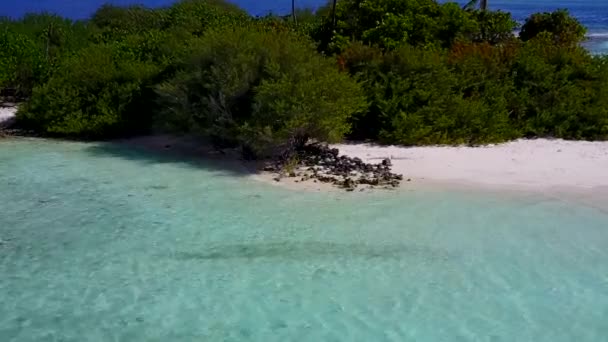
[1,0,607,54]
[1,138,608,341]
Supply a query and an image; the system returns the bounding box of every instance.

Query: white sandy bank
[332,139,608,192]
[0,106,17,127]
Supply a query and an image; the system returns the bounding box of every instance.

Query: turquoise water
[1,138,608,341]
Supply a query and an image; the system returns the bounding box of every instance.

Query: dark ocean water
[0,0,607,52]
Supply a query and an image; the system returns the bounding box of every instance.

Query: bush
[17,43,161,137]
[340,41,518,144]
[316,0,498,52]
[0,28,45,97]
[0,14,91,97]
[6,13,91,58]
[165,0,250,36]
[520,9,586,46]
[91,4,166,31]
[156,27,366,156]
[378,46,513,145]
[468,10,518,45]
[5,0,608,148]
[510,35,608,139]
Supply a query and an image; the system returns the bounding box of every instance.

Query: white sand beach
[257,139,608,199]
[4,111,606,198]
[333,139,608,191]
[0,106,17,127]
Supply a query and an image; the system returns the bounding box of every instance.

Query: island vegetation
[1,0,607,161]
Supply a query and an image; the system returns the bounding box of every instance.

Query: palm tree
[292,0,297,24]
[464,0,488,11]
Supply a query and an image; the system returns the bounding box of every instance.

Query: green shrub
[4,0,608,147]
[156,27,366,157]
[91,4,168,37]
[342,41,519,144]
[468,10,518,45]
[520,9,586,46]
[0,14,92,97]
[17,43,160,137]
[5,13,91,57]
[378,46,513,145]
[91,0,249,40]
[165,0,250,36]
[0,28,45,97]
[510,35,608,139]
[316,0,487,52]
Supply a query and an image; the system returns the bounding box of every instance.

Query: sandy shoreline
[3,109,607,202]
[340,139,608,213]
[254,139,608,203]
[333,139,608,191]
[252,138,608,213]
[0,105,17,127]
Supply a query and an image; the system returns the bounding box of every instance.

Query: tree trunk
[331,0,338,30]
[292,0,297,24]
[45,22,53,62]
[480,0,488,11]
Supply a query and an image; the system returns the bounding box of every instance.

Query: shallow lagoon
[1,138,607,341]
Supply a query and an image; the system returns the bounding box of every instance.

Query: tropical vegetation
[1,0,607,157]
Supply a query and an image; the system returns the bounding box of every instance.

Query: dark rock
[268,142,405,191]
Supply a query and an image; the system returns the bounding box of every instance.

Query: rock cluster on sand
[264,143,405,191]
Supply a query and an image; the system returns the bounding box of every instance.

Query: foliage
[468,10,517,45]
[316,0,495,52]
[0,14,91,97]
[342,43,515,145]
[510,35,608,139]
[90,4,168,41]
[2,0,608,151]
[156,27,366,156]
[0,28,45,97]
[17,43,160,137]
[520,9,587,46]
[5,13,91,58]
[164,0,250,36]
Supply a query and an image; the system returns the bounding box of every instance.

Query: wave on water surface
[587,32,608,38]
